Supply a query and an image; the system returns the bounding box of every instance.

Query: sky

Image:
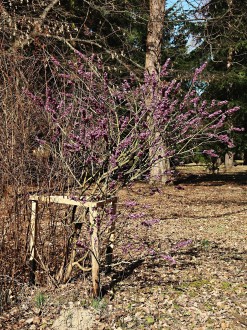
[165,0,204,52]
[166,0,191,10]
[166,0,203,11]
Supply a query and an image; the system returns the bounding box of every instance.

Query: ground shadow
[175,172,247,186]
[102,240,246,295]
[101,259,144,296]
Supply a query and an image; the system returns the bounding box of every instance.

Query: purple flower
[210,115,226,129]
[217,134,230,143]
[192,62,207,83]
[58,73,71,79]
[160,58,171,75]
[217,100,228,106]
[141,218,160,227]
[125,200,138,207]
[139,132,150,140]
[208,110,222,118]
[128,212,145,219]
[203,149,218,158]
[162,255,176,265]
[35,138,46,145]
[50,56,60,66]
[230,127,244,132]
[225,106,240,115]
[172,239,192,251]
[109,180,116,189]
[149,249,156,256]
[76,241,88,253]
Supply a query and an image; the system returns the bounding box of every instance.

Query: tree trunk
[224,151,234,169]
[224,0,235,170]
[145,0,170,183]
[145,0,165,75]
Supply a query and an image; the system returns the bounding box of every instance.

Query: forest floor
[0,165,246,330]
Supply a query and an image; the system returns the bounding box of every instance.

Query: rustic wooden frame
[29,195,117,296]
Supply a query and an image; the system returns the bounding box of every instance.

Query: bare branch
[10,0,60,51]
[40,0,60,20]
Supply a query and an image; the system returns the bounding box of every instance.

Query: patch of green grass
[174,279,211,294]
[91,297,107,311]
[127,303,133,310]
[201,239,210,248]
[221,281,232,290]
[173,287,187,295]
[189,279,211,288]
[205,303,215,312]
[146,316,155,324]
[80,298,89,308]
[173,302,181,310]
[35,292,46,309]
[188,290,198,298]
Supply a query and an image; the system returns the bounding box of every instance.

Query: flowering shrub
[29,53,239,200]
[26,53,242,285]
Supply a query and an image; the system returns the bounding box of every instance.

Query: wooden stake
[105,199,117,273]
[89,206,100,297]
[29,200,38,284]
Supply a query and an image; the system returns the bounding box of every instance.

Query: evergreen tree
[188,0,247,163]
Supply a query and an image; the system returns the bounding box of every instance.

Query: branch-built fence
[29,195,117,297]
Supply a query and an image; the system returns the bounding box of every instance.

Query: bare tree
[0,0,146,75]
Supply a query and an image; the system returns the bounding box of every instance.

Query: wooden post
[29,200,38,284]
[89,206,100,297]
[105,199,117,273]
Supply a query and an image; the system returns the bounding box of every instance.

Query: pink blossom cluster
[30,51,240,199]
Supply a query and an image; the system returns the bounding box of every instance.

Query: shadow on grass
[102,240,246,295]
[175,172,247,186]
[101,259,144,296]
